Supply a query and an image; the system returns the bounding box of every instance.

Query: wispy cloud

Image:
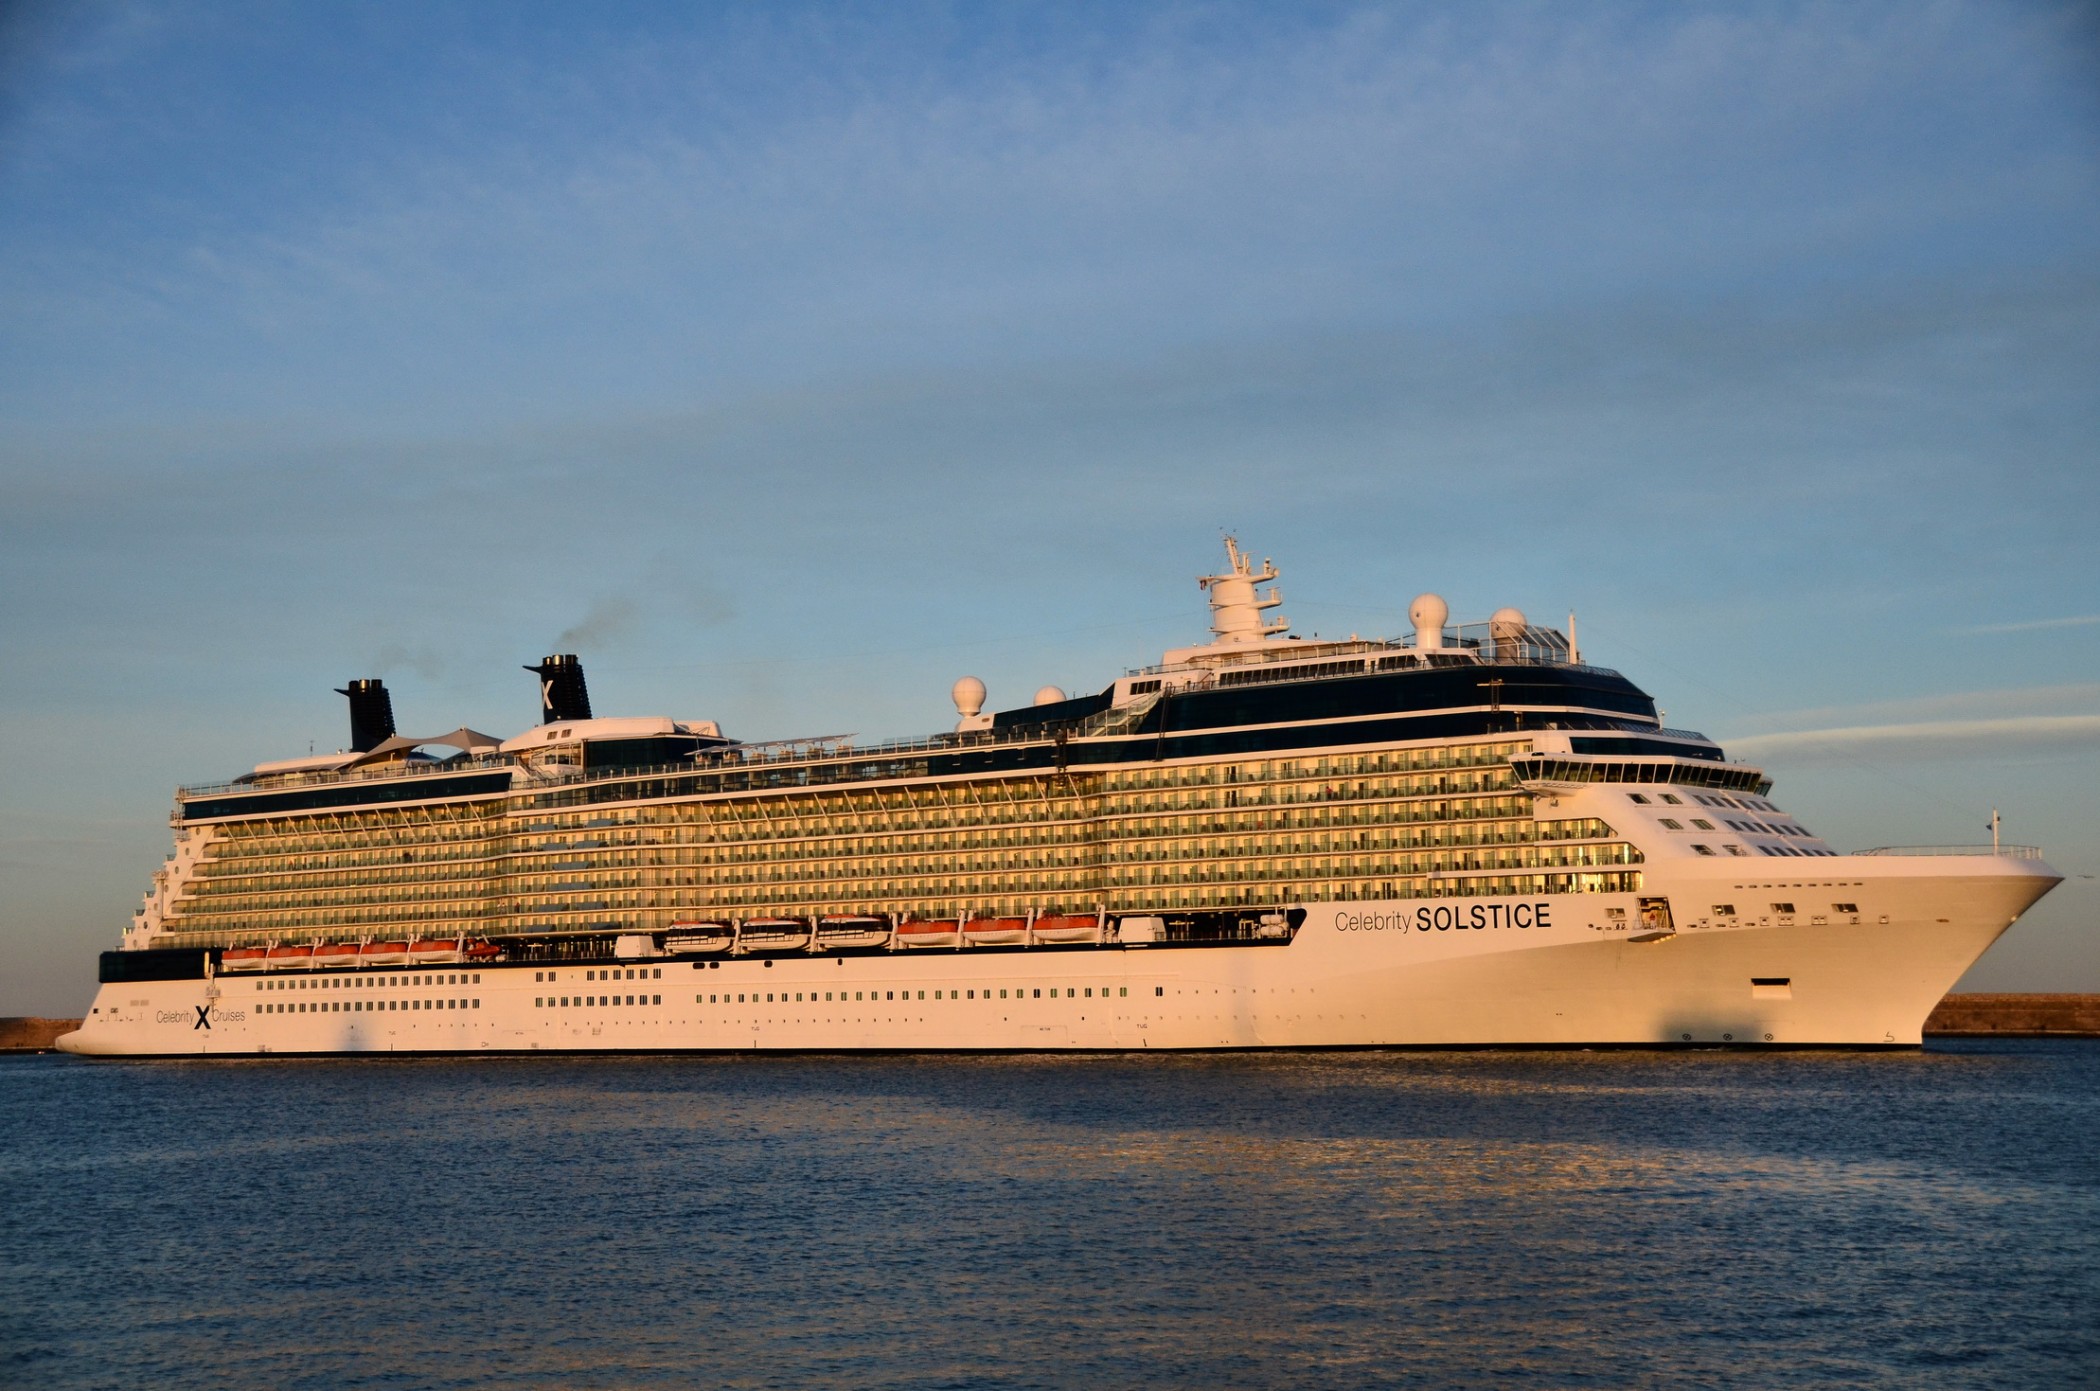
[1960,614,2100,635]
[1729,713,2100,759]
[1726,683,2100,734]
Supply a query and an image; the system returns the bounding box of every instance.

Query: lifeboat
[407,938,462,964]
[221,947,269,971]
[665,920,735,955]
[815,916,891,951]
[360,940,410,966]
[737,917,812,953]
[962,916,1027,945]
[463,940,503,962]
[896,918,961,949]
[314,942,361,969]
[264,944,315,969]
[1031,913,1102,944]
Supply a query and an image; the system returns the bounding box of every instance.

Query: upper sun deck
[175,539,1687,816]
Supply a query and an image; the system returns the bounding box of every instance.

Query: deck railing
[1854,844,2045,859]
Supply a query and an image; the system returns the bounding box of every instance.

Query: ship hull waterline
[57,862,2055,1057]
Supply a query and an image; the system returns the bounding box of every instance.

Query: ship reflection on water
[3,1044,2095,1388]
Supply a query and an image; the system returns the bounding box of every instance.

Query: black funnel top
[334,679,396,753]
[525,654,592,724]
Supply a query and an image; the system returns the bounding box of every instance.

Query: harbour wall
[5,995,2096,1052]
[1921,994,2100,1037]
[1,1018,81,1053]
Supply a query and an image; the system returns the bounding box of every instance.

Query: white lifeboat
[665,921,735,955]
[738,917,812,953]
[816,916,891,951]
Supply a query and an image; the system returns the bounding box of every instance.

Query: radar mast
[1197,536,1288,645]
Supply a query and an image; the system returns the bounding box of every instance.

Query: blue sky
[2,1,2095,1013]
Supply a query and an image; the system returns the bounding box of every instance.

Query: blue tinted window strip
[179,771,512,822]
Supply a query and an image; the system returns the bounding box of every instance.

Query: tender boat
[665,921,735,954]
[314,942,361,968]
[221,947,269,971]
[963,915,1028,945]
[463,940,503,961]
[738,917,812,953]
[263,944,315,969]
[1031,914,1102,944]
[407,938,462,964]
[359,940,410,965]
[815,916,891,951]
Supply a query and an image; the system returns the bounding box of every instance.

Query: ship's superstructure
[61,542,2061,1056]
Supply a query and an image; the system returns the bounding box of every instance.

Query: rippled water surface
[4,1043,2096,1389]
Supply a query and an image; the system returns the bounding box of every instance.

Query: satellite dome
[1489,607,1527,658]
[1033,685,1067,706]
[1409,593,1449,650]
[951,676,986,717]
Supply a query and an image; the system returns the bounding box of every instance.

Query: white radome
[1409,593,1449,649]
[951,676,986,716]
[1033,685,1067,706]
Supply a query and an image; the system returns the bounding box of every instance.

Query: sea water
[3,1043,2095,1389]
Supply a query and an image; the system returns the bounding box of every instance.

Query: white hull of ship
[58,855,2057,1056]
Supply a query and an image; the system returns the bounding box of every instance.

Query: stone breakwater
[1,1018,82,1052]
[1923,994,2100,1037]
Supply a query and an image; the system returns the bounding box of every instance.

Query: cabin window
[1628,794,1651,804]
[1659,819,1682,830]
[1691,845,1715,856]
[1773,902,1796,914]
[1120,988,1128,997]
[1833,902,1859,913]
[1691,819,1714,830]
[1659,794,1682,804]
[1156,986,1164,996]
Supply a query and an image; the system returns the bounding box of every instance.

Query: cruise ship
[59,541,2060,1056]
